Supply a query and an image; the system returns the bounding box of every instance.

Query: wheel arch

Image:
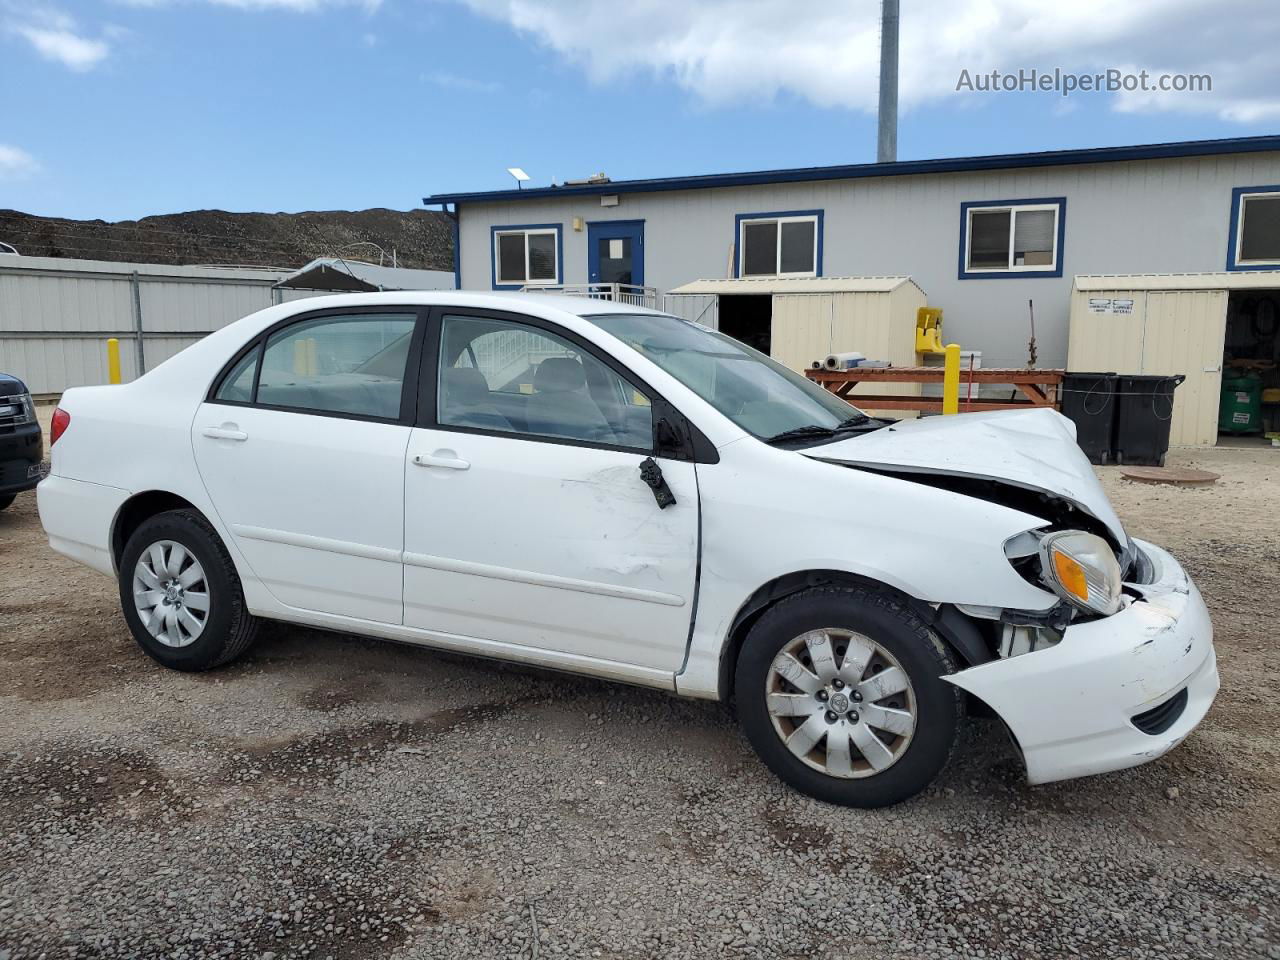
[111,490,204,570]
[716,570,996,701]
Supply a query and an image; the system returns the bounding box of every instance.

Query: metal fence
[520,282,659,309]
[0,255,337,396]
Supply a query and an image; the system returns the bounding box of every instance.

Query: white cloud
[7,9,110,71]
[454,0,1280,124]
[0,144,40,180]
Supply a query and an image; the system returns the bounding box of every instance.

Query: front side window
[738,212,820,277]
[437,314,653,450]
[587,312,863,442]
[493,227,560,286]
[1230,187,1280,268]
[961,199,1064,277]
[243,313,417,419]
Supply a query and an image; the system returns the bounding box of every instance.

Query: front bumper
[946,539,1218,785]
[0,422,44,495]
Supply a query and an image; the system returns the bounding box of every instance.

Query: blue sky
[3,0,1278,221]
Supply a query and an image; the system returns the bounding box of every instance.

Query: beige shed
[664,275,926,371]
[1069,271,1280,446]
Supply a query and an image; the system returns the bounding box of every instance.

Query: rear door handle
[202,426,248,441]
[413,452,470,471]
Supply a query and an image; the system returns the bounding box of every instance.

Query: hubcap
[765,628,917,779]
[132,540,210,648]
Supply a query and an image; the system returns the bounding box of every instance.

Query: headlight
[1038,530,1122,616]
[1,389,36,425]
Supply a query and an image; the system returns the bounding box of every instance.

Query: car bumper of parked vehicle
[0,423,44,495]
[37,474,132,577]
[945,539,1218,786]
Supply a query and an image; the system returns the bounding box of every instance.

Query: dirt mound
[0,207,453,271]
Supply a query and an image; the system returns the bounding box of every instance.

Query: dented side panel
[402,426,698,677]
[675,437,1062,698]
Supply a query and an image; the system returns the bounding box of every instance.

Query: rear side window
[228,313,416,419]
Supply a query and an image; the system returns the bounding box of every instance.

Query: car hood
[807,408,1127,544]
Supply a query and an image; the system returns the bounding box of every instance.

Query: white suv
[37,292,1218,807]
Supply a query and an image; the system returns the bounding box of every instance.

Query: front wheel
[736,585,961,808]
[119,509,259,671]
[0,493,15,511]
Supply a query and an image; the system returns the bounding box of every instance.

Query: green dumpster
[1219,374,1263,434]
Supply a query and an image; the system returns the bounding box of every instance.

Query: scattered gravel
[1,443,1277,959]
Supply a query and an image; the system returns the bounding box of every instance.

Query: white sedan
[37,293,1218,807]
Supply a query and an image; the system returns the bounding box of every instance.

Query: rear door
[402,308,698,677]
[192,307,425,623]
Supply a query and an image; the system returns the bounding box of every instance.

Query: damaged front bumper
[945,539,1219,785]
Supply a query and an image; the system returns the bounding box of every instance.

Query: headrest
[533,357,586,393]
[442,366,491,406]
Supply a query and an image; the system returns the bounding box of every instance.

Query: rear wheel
[736,585,961,808]
[119,509,259,671]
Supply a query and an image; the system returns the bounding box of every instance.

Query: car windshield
[585,312,874,444]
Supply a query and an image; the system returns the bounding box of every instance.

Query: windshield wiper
[763,424,839,445]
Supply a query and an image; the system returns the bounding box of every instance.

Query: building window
[492,225,561,288]
[735,211,822,278]
[959,198,1065,279]
[1228,186,1280,270]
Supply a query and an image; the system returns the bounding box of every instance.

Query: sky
[2,0,1279,221]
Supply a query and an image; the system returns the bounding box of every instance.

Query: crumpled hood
[808,408,1127,544]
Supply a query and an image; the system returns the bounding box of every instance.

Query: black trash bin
[1059,372,1118,465]
[1114,374,1185,467]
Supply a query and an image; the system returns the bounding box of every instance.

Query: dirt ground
[2,442,1278,959]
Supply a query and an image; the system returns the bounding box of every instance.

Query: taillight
[50,407,71,446]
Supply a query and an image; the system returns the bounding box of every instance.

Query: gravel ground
[2,442,1278,960]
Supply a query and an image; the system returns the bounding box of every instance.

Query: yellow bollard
[942,342,961,415]
[106,338,122,385]
[305,338,319,376]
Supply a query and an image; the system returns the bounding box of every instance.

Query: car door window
[252,313,417,419]
[437,314,653,450]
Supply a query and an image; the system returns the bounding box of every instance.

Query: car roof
[278,290,674,319]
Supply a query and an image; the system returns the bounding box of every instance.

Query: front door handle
[413,451,470,471]
[201,425,248,441]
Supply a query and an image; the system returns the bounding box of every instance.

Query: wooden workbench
[806,366,1064,414]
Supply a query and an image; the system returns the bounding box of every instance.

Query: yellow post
[106,338,122,385]
[942,342,961,415]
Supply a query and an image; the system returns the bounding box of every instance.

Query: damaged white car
[37,293,1218,807]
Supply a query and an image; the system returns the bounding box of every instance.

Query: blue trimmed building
[427,136,1280,368]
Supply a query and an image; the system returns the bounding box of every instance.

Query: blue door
[587,220,644,289]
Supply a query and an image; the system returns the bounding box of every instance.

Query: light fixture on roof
[507,167,530,189]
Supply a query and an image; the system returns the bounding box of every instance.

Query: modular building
[428,135,1280,445]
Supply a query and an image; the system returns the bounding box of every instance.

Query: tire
[118,508,259,671]
[735,585,961,808]
[0,493,15,511]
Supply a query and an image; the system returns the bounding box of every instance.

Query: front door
[402,309,698,676]
[193,308,424,623]
[588,220,644,290]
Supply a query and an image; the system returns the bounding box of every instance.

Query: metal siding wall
[661,294,719,328]
[1066,290,1147,373]
[1142,290,1228,446]
[138,280,273,334]
[1069,287,1228,446]
[0,259,296,394]
[770,294,832,371]
[457,152,1280,367]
